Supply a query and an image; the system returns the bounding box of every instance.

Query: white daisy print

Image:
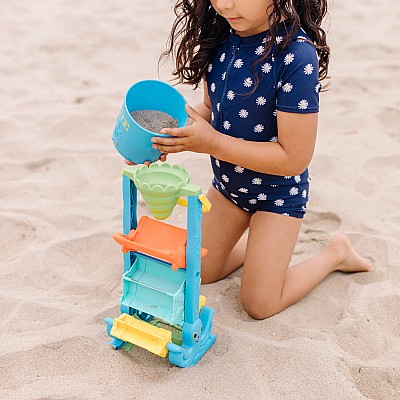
[315,82,322,93]
[238,188,248,193]
[220,182,225,190]
[284,53,295,65]
[243,77,253,87]
[273,110,277,117]
[262,62,272,73]
[270,184,279,187]
[302,190,307,198]
[277,80,282,89]
[302,205,307,212]
[284,176,292,179]
[211,112,214,121]
[289,187,299,196]
[230,193,238,198]
[275,36,283,44]
[282,83,293,93]
[220,53,226,62]
[298,99,309,110]
[222,72,226,81]
[249,199,257,205]
[270,136,278,142]
[215,159,220,167]
[217,103,220,111]
[210,82,216,92]
[234,165,245,173]
[304,63,314,75]
[227,90,235,100]
[256,96,266,106]
[297,36,307,43]
[254,124,264,133]
[239,109,249,118]
[255,45,265,55]
[221,174,229,183]
[207,63,213,72]
[252,178,262,185]
[294,175,301,183]
[275,199,285,206]
[257,193,267,200]
[223,120,231,130]
[234,59,244,68]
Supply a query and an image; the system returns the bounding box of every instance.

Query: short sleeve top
[205,24,321,187]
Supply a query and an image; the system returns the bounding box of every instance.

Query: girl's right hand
[124,152,169,167]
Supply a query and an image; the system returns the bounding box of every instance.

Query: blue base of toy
[167,306,216,368]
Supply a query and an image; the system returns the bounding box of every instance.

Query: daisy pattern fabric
[206,23,320,218]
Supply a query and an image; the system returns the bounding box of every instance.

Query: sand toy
[105,161,216,367]
[112,80,188,164]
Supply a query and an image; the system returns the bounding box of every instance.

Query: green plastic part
[122,163,201,220]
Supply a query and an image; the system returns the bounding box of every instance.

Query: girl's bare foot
[329,233,373,273]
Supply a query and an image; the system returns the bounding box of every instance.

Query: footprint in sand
[367,295,400,337]
[0,336,99,391]
[0,215,37,261]
[345,363,400,400]
[43,232,121,296]
[378,106,400,142]
[364,155,400,189]
[333,317,388,361]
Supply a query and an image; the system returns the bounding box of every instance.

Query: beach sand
[0,1,399,399]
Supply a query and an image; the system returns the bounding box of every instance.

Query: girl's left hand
[151,104,220,155]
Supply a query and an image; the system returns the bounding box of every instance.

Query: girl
[148,0,373,319]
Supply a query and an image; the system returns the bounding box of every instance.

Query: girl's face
[211,0,273,37]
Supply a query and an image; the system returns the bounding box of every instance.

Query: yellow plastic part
[177,194,212,212]
[110,314,172,357]
[198,194,212,212]
[199,295,206,311]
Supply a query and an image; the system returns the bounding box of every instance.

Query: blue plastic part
[122,176,137,273]
[167,306,216,367]
[104,318,127,350]
[166,196,216,367]
[121,254,185,326]
[134,310,153,322]
[184,195,202,325]
[112,80,188,164]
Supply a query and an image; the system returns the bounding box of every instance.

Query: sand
[0,1,399,399]
[130,110,178,133]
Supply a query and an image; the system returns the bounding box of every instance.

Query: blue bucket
[112,80,188,164]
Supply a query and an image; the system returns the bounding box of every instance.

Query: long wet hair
[160,0,330,89]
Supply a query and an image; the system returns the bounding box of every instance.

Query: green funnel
[123,163,201,220]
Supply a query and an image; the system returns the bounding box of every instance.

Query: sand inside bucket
[130,110,178,133]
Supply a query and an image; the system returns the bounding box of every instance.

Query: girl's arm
[213,110,318,176]
[191,80,212,123]
[153,83,318,176]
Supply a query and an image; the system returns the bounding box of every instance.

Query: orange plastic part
[113,216,207,270]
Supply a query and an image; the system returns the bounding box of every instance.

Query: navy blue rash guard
[205,25,321,218]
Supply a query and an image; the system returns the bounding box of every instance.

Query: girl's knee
[240,293,282,320]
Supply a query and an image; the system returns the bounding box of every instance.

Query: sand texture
[130,110,178,133]
[0,1,399,399]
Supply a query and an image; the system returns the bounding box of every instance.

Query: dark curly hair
[160,0,330,89]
